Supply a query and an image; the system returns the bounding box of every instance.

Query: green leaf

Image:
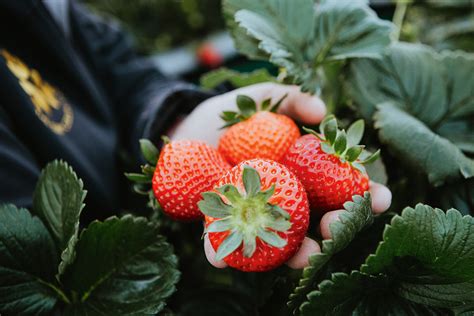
[224,0,392,93]
[362,204,474,314]
[236,95,257,117]
[0,205,59,315]
[215,231,244,261]
[301,271,450,316]
[256,228,287,248]
[217,184,241,204]
[269,204,290,220]
[124,172,151,184]
[177,287,256,316]
[363,204,474,279]
[302,204,474,315]
[288,193,373,311]
[200,67,276,89]
[374,103,474,186]
[198,192,233,218]
[62,215,180,315]
[243,235,257,257]
[265,217,292,232]
[364,153,388,185]
[33,160,86,276]
[435,179,474,216]
[206,218,233,233]
[334,130,347,155]
[323,116,338,144]
[348,43,474,184]
[140,139,159,165]
[359,149,380,165]
[346,119,364,146]
[242,165,261,197]
[349,42,474,124]
[345,146,364,162]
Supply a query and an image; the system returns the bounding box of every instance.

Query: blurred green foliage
[84,0,225,54]
[400,0,474,52]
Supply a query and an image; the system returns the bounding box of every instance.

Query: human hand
[171,82,392,269]
[170,82,326,146]
[204,181,392,269]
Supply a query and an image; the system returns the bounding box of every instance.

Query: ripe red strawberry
[151,139,231,221]
[197,43,223,68]
[198,159,309,272]
[218,95,300,165]
[281,116,378,215]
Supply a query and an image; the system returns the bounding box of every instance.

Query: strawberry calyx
[198,165,291,260]
[124,138,161,210]
[303,115,380,173]
[220,93,288,128]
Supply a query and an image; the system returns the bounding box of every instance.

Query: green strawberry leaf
[434,179,474,216]
[33,160,86,277]
[346,119,364,147]
[374,102,474,186]
[62,215,179,315]
[124,172,152,184]
[288,193,373,312]
[200,67,277,89]
[140,139,159,165]
[363,204,474,281]
[223,0,392,93]
[364,153,388,185]
[348,43,474,184]
[301,204,474,315]
[301,271,450,316]
[0,204,61,315]
[177,287,257,316]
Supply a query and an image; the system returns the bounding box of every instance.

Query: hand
[171,82,392,269]
[170,82,326,146]
[204,181,392,269]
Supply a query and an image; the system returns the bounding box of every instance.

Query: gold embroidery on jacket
[1,49,73,134]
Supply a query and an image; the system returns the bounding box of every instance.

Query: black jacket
[0,0,210,218]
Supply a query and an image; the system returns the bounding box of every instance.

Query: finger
[319,209,345,240]
[276,85,327,124]
[233,83,326,124]
[286,237,321,269]
[204,233,228,268]
[369,181,392,214]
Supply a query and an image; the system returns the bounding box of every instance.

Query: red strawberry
[152,139,231,221]
[198,159,309,272]
[281,116,378,215]
[218,95,300,165]
[197,43,223,68]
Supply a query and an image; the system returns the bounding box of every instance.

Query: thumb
[204,233,228,268]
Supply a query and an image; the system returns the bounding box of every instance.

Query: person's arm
[70,2,213,163]
[0,108,41,208]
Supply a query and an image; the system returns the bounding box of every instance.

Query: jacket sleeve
[70,2,213,163]
[0,108,40,208]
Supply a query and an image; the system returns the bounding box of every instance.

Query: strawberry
[197,43,223,68]
[126,138,230,221]
[153,139,231,221]
[218,95,300,165]
[198,159,309,272]
[281,116,378,215]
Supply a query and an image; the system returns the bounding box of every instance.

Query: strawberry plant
[0,161,179,315]
[212,0,474,314]
[3,0,474,315]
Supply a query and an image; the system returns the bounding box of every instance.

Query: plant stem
[392,0,410,41]
[37,278,71,304]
